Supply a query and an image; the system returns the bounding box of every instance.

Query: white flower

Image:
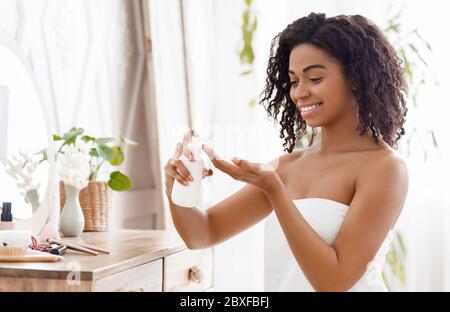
[57,137,93,190]
[2,150,40,195]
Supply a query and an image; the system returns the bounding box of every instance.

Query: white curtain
[390,0,450,291]
[153,0,286,291]
[0,0,159,229]
[180,0,284,291]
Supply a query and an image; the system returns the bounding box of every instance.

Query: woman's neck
[317,111,385,154]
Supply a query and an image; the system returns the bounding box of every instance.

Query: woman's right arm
[164,130,295,249]
[166,182,271,250]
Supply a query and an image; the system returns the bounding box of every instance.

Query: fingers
[182,129,199,161]
[172,142,183,159]
[174,159,194,182]
[165,167,188,185]
[201,143,221,161]
[202,144,244,178]
[202,168,213,179]
[231,157,260,172]
[164,158,192,187]
[172,129,199,161]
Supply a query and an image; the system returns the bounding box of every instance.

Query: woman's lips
[299,102,323,118]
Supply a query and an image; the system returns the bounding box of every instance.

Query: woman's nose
[292,82,310,100]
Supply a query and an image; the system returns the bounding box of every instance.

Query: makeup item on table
[47,238,109,256]
[72,241,110,254]
[0,202,15,230]
[39,222,61,244]
[31,243,52,253]
[0,202,12,221]
[48,238,97,255]
[50,244,67,256]
[0,245,63,262]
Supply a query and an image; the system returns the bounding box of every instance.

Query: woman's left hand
[202,144,282,194]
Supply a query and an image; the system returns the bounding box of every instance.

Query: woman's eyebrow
[288,64,326,76]
[302,64,326,72]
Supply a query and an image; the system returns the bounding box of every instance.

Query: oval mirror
[0,30,56,233]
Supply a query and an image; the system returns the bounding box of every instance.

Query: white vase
[59,184,84,237]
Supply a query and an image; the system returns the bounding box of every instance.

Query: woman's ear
[350,79,357,92]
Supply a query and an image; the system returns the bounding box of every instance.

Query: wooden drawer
[163,248,213,292]
[94,259,163,292]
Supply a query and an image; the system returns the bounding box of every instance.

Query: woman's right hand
[164,130,214,198]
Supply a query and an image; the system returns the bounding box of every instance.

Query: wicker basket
[60,181,112,232]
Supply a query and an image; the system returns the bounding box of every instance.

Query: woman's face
[288,43,356,128]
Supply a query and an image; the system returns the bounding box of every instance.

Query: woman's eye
[290,81,298,86]
[310,77,323,82]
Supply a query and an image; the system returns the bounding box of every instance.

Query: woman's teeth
[300,103,322,113]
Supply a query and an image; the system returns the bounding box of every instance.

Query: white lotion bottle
[171,137,209,208]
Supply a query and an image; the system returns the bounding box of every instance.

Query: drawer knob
[188,265,204,284]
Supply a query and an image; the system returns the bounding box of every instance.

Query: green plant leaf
[239,0,257,68]
[408,43,428,66]
[120,137,139,147]
[243,31,252,44]
[95,137,115,145]
[248,48,254,64]
[252,17,257,32]
[430,130,439,149]
[97,144,114,161]
[399,48,413,83]
[110,146,125,166]
[53,135,63,141]
[385,21,401,33]
[90,148,99,157]
[243,11,249,26]
[41,151,48,163]
[34,148,48,162]
[412,29,432,51]
[239,48,247,63]
[63,127,84,144]
[396,232,407,255]
[82,135,95,142]
[108,171,132,191]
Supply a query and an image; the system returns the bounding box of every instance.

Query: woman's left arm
[203,145,408,291]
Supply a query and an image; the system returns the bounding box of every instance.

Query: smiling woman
[261,13,408,153]
[163,12,409,292]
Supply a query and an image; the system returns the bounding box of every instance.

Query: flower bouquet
[39,127,138,232]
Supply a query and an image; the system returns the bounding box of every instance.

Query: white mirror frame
[0,30,56,234]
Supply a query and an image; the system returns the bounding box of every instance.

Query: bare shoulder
[356,149,409,218]
[268,148,305,179]
[279,149,304,166]
[360,149,409,184]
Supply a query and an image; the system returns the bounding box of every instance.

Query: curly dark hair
[260,12,408,153]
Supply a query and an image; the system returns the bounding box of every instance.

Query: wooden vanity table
[0,230,213,292]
